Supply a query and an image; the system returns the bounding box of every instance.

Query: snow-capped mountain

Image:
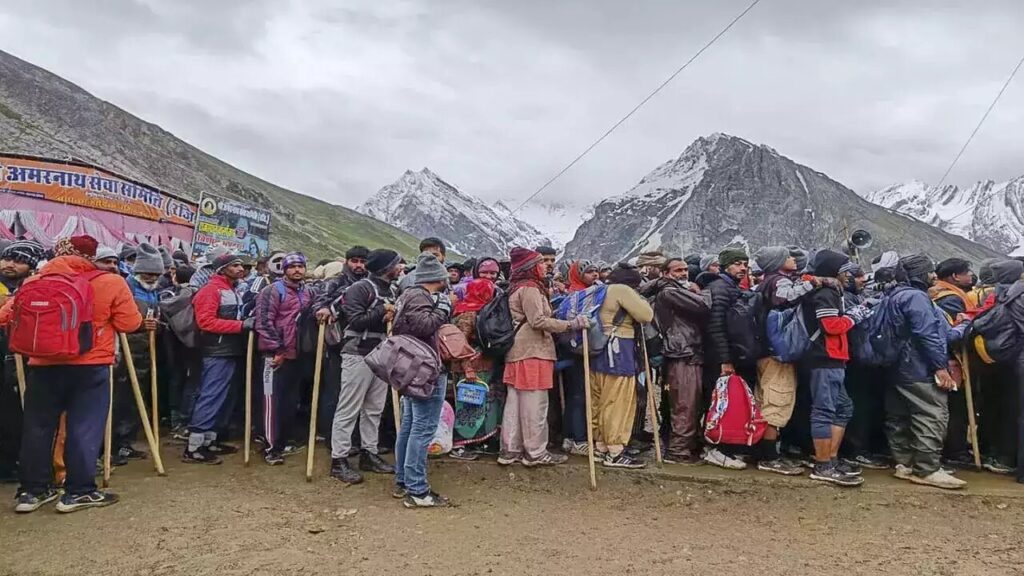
[563,133,998,263]
[358,168,552,258]
[493,200,592,250]
[863,177,1024,255]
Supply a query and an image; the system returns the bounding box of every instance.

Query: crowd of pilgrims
[1,232,1023,512]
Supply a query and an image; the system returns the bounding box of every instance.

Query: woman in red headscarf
[449,278,501,460]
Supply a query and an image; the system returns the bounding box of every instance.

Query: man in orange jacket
[0,236,142,514]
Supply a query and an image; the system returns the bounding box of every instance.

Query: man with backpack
[885,254,964,489]
[183,251,253,464]
[254,252,312,465]
[1,235,142,513]
[329,248,400,484]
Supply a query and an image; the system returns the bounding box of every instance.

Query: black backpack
[726,290,765,364]
[475,288,522,358]
[971,290,1024,364]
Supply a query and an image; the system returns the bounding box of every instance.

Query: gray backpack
[160,286,198,348]
[364,334,441,399]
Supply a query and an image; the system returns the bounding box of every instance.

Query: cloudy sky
[1,0,1022,211]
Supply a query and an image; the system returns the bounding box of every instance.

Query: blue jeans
[19,365,109,496]
[809,367,854,440]
[189,357,238,433]
[561,359,587,442]
[395,374,447,497]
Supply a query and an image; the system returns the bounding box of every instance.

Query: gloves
[242,317,255,331]
[570,314,591,331]
[845,305,873,325]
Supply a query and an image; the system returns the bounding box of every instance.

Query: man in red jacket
[183,252,253,464]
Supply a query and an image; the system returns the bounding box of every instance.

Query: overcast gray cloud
[1,0,1021,211]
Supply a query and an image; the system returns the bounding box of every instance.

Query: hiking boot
[14,489,61,513]
[702,448,747,470]
[181,447,222,465]
[117,446,147,460]
[403,491,450,509]
[835,460,862,477]
[910,470,967,490]
[844,454,889,470]
[207,442,239,455]
[359,450,395,474]
[449,447,479,461]
[757,458,804,476]
[602,452,646,469]
[497,451,522,466]
[280,444,306,458]
[893,464,913,480]
[982,457,1015,475]
[264,451,284,466]
[809,462,864,487]
[523,452,569,467]
[56,491,119,513]
[330,458,364,484]
[392,484,409,499]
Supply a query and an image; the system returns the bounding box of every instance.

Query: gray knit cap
[133,243,166,275]
[414,252,447,284]
[754,246,790,274]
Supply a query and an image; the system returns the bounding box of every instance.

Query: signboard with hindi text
[0,155,197,225]
[190,192,272,260]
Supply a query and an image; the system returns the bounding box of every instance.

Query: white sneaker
[702,448,747,470]
[893,464,913,480]
[909,470,967,490]
[566,441,591,457]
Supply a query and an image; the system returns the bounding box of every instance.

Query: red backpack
[8,270,104,359]
[703,374,767,446]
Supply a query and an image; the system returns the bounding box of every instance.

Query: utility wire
[511,0,764,215]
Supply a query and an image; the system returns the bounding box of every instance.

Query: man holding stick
[0,236,142,513]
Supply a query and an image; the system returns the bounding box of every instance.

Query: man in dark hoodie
[1001,261,1024,485]
[328,248,399,484]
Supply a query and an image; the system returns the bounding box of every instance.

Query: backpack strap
[274,280,286,303]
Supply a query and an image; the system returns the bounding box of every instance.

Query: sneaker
[280,444,306,458]
[757,459,804,476]
[702,448,747,470]
[449,447,479,461]
[894,464,913,480]
[181,447,223,465]
[110,451,129,467]
[910,470,967,490]
[117,446,147,460]
[497,451,521,466]
[378,445,393,456]
[403,491,450,508]
[809,463,864,487]
[845,454,889,470]
[664,452,702,465]
[330,458,364,484]
[359,450,395,474]
[982,457,1015,475]
[602,452,646,469]
[392,484,409,499]
[55,491,119,513]
[14,489,61,513]
[207,442,239,455]
[171,427,190,442]
[253,435,268,447]
[565,441,591,457]
[835,460,862,477]
[264,451,284,466]
[523,452,569,467]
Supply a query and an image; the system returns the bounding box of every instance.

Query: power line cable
[511,0,764,215]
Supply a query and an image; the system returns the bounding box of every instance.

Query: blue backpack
[555,284,627,356]
[765,304,819,363]
[850,292,903,367]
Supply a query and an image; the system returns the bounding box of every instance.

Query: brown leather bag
[435,324,479,381]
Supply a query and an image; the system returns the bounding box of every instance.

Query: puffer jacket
[313,264,366,312]
[255,278,311,359]
[644,278,710,363]
[193,273,245,357]
[392,285,451,347]
[341,275,396,356]
[1004,280,1024,336]
[701,272,741,366]
[889,282,950,382]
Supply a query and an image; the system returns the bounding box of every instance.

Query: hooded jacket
[0,255,142,366]
[313,263,366,312]
[644,278,710,363]
[701,271,742,365]
[255,278,311,359]
[193,273,245,357]
[340,274,396,356]
[888,281,951,382]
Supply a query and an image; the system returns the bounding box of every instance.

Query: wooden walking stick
[306,323,327,482]
[641,335,663,467]
[581,330,598,491]
[103,366,113,488]
[148,310,159,442]
[14,353,26,408]
[958,344,982,470]
[388,320,401,433]
[244,331,255,467]
[119,333,165,475]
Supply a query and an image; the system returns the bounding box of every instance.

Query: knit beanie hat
[839,261,863,277]
[55,235,99,259]
[699,254,719,272]
[606,262,643,289]
[510,247,543,274]
[977,258,998,285]
[636,251,667,268]
[366,249,401,275]
[872,251,900,273]
[753,246,790,274]
[133,242,166,275]
[213,251,243,273]
[810,249,849,278]
[718,248,748,269]
[1,239,46,269]
[787,246,808,273]
[345,245,370,260]
[157,246,173,269]
[414,252,447,284]
[119,244,138,261]
[93,246,118,262]
[282,252,307,270]
[477,259,500,275]
[899,254,934,279]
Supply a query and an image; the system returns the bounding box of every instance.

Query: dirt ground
[2,444,1023,576]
